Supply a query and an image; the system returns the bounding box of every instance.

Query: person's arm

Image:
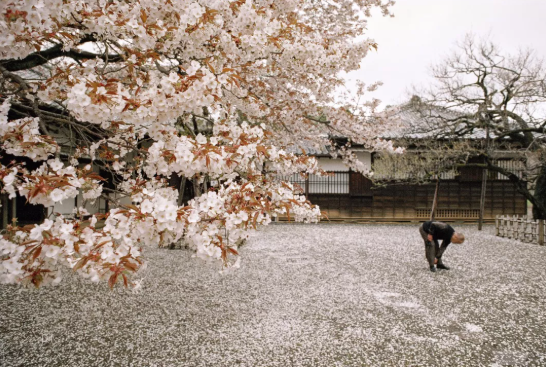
[427,223,437,241]
[437,238,451,258]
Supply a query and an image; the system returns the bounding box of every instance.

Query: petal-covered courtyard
[1,224,546,366]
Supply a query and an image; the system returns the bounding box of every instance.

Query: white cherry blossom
[0,0,399,288]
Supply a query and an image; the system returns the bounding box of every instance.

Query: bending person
[419,221,465,272]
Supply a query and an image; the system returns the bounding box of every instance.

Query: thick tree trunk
[168,173,187,206]
[192,178,202,198]
[11,197,16,226]
[178,178,186,206]
[533,164,546,220]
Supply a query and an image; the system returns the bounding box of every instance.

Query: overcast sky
[347,0,546,108]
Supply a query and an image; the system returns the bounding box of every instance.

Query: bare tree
[403,35,546,219]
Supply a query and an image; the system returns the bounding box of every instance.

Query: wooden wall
[308,180,527,222]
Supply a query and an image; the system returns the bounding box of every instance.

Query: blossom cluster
[1,0,397,145]
[184,179,321,265]
[0,213,143,287]
[0,100,58,161]
[2,159,103,207]
[145,121,320,180]
[0,0,399,288]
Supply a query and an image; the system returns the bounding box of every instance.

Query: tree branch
[1,35,124,72]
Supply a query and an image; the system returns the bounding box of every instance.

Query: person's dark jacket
[423,221,455,248]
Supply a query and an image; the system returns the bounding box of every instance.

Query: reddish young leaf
[31,246,42,261]
[108,272,119,289]
[73,256,90,271]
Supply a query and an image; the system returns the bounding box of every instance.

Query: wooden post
[525,218,533,243]
[430,178,440,221]
[512,215,519,240]
[478,167,488,230]
[538,219,544,246]
[518,217,524,241]
[512,215,517,239]
[479,123,490,230]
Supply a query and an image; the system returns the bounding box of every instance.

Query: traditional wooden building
[281,102,529,222]
[283,159,527,222]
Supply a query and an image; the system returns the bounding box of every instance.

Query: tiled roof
[384,97,544,141]
[285,140,331,155]
[382,100,488,140]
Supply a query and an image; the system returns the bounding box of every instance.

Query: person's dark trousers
[419,224,437,268]
[419,224,450,269]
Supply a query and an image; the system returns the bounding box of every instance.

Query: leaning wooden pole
[479,124,490,230]
[430,178,440,221]
[478,168,488,230]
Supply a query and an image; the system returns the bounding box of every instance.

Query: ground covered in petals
[1,224,546,366]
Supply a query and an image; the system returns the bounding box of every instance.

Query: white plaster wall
[117,194,133,207]
[317,151,372,172]
[317,158,348,171]
[51,197,78,217]
[355,152,372,171]
[75,192,102,215]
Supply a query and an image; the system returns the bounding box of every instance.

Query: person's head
[451,232,465,244]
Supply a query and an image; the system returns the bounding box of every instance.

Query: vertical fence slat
[533,218,538,244]
[518,218,525,241]
[538,219,544,246]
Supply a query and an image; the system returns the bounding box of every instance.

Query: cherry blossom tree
[0,0,398,288]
